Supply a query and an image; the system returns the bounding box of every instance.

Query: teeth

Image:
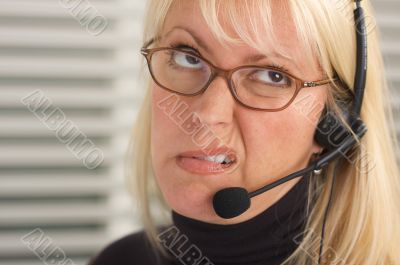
[202,154,232,164]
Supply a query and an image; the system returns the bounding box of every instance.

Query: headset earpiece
[314,105,366,152]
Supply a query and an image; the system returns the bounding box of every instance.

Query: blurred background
[0,0,398,265]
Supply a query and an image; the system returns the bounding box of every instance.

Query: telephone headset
[212,0,368,264]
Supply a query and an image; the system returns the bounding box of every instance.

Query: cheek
[151,86,171,129]
[239,91,325,174]
[150,86,177,176]
[151,85,184,142]
[278,91,326,146]
[151,87,180,205]
[242,112,314,154]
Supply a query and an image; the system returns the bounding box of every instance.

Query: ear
[311,141,324,155]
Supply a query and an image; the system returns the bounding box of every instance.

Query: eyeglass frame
[141,38,338,112]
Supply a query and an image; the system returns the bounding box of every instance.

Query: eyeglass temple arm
[304,77,338,88]
[304,77,355,102]
[141,38,155,52]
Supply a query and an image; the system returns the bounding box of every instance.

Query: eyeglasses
[141,40,336,111]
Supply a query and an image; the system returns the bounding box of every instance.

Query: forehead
[160,0,318,73]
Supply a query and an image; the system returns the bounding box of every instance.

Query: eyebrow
[163,26,293,64]
[163,26,211,52]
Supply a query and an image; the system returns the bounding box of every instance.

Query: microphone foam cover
[213,187,251,219]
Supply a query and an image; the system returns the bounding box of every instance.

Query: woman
[90,0,400,264]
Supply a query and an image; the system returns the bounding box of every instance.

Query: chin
[165,184,214,218]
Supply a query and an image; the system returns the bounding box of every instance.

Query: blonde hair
[127,0,400,264]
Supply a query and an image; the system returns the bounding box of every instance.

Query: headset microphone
[212,0,368,220]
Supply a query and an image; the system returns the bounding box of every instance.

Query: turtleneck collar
[169,175,310,265]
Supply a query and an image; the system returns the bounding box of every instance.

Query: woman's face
[151,0,326,224]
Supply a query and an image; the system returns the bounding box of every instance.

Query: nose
[192,75,236,129]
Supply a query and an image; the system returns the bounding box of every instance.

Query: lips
[176,148,238,175]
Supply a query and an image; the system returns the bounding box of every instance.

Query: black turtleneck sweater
[89,175,309,265]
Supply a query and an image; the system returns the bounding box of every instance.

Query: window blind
[374,0,400,159]
[0,0,145,264]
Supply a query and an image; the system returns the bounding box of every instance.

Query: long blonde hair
[127,0,400,264]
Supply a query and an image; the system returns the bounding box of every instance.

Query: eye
[172,51,204,69]
[250,69,291,87]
